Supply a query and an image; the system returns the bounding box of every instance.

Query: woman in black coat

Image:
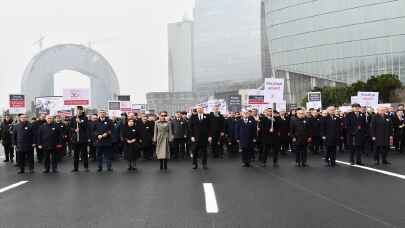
[123,119,142,171]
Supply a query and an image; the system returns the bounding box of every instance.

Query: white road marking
[0,181,29,194]
[203,183,219,213]
[336,160,405,180]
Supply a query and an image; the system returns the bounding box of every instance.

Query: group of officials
[0,103,404,174]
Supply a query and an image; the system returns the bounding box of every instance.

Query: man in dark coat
[235,111,257,167]
[1,115,14,162]
[87,114,99,161]
[290,109,312,167]
[33,114,46,163]
[189,105,210,169]
[94,110,114,172]
[370,106,394,165]
[208,105,225,158]
[142,115,155,160]
[320,106,342,167]
[224,112,239,155]
[69,106,89,172]
[309,109,322,155]
[345,103,367,165]
[55,115,69,159]
[277,111,290,155]
[259,108,280,167]
[171,111,188,159]
[13,114,36,174]
[37,115,63,173]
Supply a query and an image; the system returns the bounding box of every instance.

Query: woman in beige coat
[153,111,173,170]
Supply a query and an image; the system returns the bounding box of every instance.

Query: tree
[301,74,403,107]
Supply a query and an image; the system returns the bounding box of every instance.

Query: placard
[9,94,26,114]
[63,88,90,106]
[264,78,284,103]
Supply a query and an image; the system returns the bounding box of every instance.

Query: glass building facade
[264,0,405,83]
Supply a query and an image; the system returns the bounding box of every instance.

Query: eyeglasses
[161,115,167,117]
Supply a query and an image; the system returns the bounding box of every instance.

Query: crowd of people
[0,103,404,174]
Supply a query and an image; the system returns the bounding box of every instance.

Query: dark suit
[13,122,36,173]
[0,120,14,161]
[345,112,367,164]
[290,118,311,165]
[259,116,280,165]
[38,123,62,172]
[209,112,225,158]
[171,118,188,159]
[189,113,210,167]
[235,118,257,165]
[70,114,89,170]
[320,115,342,166]
[94,118,114,170]
[370,114,393,163]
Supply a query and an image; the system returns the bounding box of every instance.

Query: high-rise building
[263,0,405,84]
[193,0,263,93]
[168,17,193,92]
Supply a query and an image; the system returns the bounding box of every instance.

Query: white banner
[131,104,146,113]
[207,99,227,114]
[120,101,132,112]
[108,101,122,117]
[351,96,361,105]
[63,88,90,106]
[357,92,379,108]
[35,96,67,116]
[264,78,284,103]
[306,101,322,110]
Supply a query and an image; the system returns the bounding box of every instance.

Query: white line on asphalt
[203,183,219,213]
[336,160,405,180]
[0,181,29,194]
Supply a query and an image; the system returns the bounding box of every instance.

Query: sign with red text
[63,88,90,106]
[9,94,26,114]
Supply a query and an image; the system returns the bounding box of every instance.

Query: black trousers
[326,146,337,165]
[44,149,58,171]
[374,146,389,163]
[143,145,154,160]
[295,145,307,164]
[349,145,362,163]
[211,135,223,158]
[18,149,34,172]
[172,138,186,159]
[262,143,280,164]
[227,138,239,154]
[36,146,43,163]
[89,145,97,161]
[3,144,14,161]
[159,159,168,169]
[241,145,253,165]
[311,137,321,154]
[193,144,207,166]
[73,143,88,170]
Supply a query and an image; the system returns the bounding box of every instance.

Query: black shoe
[107,168,113,172]
[203,165,208,170]
[192,164,198,170]
[296,163,301,167]
[128,167,132,171]
[356,162,365,166]
[302,164,308,167]
[242,163,249,167]
[52,170,58,173]
[97,168,102,172]
[383,161,391,165]
[43,170,50,173]
[18,171,24,174]
[71,169,78,172]
[374,161,380,165]
[3,159,9,162]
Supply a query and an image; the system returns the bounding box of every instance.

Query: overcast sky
[0,0,195,110]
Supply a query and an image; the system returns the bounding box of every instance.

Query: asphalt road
[1,149,405,228]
